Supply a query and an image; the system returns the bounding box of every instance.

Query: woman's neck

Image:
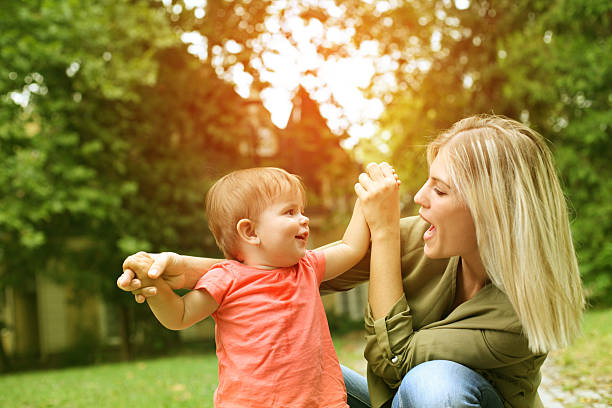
[452,255,489,309]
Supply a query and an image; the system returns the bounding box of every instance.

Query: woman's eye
[434,188,446,196]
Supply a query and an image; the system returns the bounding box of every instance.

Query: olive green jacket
[321,216,546,408]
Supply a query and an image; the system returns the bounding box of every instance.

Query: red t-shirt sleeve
[194,264,234,306]
[302,250,326,285]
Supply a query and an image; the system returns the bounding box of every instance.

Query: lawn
[0,355,219,408]
[1,309,610,408]
[550,307,612,404]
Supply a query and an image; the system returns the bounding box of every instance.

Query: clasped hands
[118,162,400,302]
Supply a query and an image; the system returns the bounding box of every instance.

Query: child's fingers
[117,269,140,291]
[358,171,374,191]
[354,182,367,199]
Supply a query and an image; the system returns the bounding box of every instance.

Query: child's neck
[239,252,281,270]
[239,249,299,270]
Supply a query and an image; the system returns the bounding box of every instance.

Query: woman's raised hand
[117,252,185,303]
[354,162,401,234]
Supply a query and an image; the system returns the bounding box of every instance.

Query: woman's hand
[354,162,401,236]
[118,252,186,303]
[355,162,403,319]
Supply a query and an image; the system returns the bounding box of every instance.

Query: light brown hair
[205,167,305,260]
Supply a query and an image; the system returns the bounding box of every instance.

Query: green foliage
[0,0,268,293]
[346,0,612,304]
[0,0,177,293]
[1,0,358,362]
[499,0,612,304]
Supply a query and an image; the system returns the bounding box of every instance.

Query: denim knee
[392,360,504,408]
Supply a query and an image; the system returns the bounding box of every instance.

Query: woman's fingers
[148,252,171,279]
[132,286,158,299]
[379,162,394,177]
[366,162,385,180]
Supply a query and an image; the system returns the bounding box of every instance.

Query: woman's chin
[423,244,441,259]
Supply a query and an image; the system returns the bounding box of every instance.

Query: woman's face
[414,149,479,261]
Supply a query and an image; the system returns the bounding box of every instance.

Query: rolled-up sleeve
[363,295,534,391]
[364,294,414,388]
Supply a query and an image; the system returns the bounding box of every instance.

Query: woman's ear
[236,218,260,246]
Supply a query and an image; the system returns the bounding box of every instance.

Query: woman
[119,115,584,407]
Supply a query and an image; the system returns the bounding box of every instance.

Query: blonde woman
[339,115,584,408]
[118,115,584,408]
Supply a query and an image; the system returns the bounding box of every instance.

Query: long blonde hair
[429,114,584,353]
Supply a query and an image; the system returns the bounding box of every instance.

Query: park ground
[0,308,610,408]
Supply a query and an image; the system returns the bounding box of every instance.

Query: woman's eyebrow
[431,176,451,189]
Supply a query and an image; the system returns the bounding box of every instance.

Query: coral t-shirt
[194,250,348,408]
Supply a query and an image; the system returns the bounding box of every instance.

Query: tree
[500,0,612,305]
[1,0,366,364]
[0,0,271,360]
[342,0,611,303]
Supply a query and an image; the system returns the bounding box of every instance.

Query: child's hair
[428,114,584,353]
[205,167,305,260]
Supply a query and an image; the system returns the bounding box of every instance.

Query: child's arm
[319,199,370,281]
[119,252,222,303]
[147,282,219,331]
[128,253,219,330]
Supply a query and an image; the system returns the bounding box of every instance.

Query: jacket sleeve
[319,216,428,294]
[363,295,533,389]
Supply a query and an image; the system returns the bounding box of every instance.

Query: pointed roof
[286,86,327,129]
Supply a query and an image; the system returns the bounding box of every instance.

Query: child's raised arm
[319,199,370,281]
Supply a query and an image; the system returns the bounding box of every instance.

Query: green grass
[1,309,610,408]
[551,307,612,405]
[0,355,219,408]
[0,334,365,408]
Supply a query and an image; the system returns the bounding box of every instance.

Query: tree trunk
[118,304,132,361]
[0,331,11,372]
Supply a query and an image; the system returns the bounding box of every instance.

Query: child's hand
[122,252,157,288]
[354,162,401,233]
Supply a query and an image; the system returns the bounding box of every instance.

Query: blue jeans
[342,361,505,408]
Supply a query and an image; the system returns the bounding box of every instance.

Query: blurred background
[0,0,610,396]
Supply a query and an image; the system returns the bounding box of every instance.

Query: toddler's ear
[236,218,260,246]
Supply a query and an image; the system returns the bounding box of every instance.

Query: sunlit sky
[8,0,473,151]
[177,0,471,148]
[179,0,394,148]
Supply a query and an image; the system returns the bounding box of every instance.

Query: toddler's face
[253,192,309,268]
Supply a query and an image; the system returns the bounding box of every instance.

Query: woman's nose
[414,184,428,207]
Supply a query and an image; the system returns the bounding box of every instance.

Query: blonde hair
[205,167,305,260]
[428,114,584,353]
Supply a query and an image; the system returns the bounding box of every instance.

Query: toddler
[131,167,375,407]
